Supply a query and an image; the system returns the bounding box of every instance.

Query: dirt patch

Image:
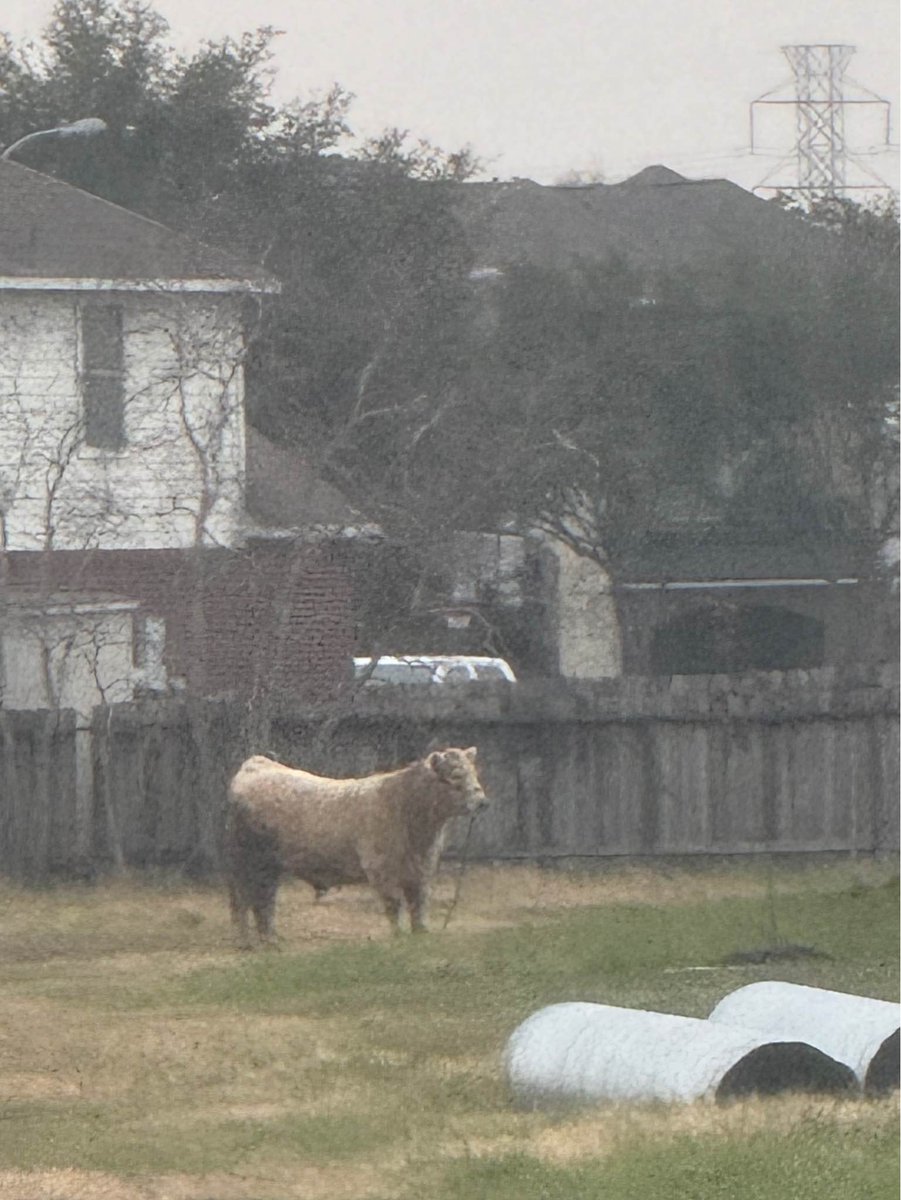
[0,1166,386,1200]
[0,1072,83,1100]
[153,1165,387,1200]
[528,1093,901,1164]
[0,860,891,963]
[257,863,784,945]
[0,997,95,1094]
[442,862,863,921]
[0,1170,155,1200]
[427,1092,901,1169]
[0,995,351,1107]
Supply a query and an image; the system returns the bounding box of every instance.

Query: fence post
[72,713,95,866]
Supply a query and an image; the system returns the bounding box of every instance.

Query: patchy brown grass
[0,859,895,1199]
[526,1092,900,1164]
[0,1169,152,1200]
[440,858,883,920]
[0,856,886,964]
[0,1164,388,1200]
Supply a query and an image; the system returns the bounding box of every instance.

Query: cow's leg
[227,874,253,950]
[225,812,254,949]
[403,881,430,933]
[251,871,280,945]
[379,892,404,933]
[364,865,404,933]
[230,820,281,947]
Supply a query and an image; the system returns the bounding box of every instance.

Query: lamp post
[1,118,108,161]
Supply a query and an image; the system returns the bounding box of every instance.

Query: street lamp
[1,118,108,161]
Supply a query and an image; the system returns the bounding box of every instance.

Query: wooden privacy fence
[0,709,76,881]
[0,667,898,879]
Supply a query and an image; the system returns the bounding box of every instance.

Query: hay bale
[709,982,900,1096]
[504,1002,856,1107]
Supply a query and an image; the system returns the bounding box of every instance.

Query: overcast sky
[2,0,898,190]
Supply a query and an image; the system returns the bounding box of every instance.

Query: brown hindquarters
[225,802,282,945]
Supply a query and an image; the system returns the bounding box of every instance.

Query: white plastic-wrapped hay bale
[504,1002,856,1106]
[709,982,900,1095]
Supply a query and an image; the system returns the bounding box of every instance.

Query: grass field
[0,858,897,1198]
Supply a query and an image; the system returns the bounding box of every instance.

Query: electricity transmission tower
[751,44,894,200]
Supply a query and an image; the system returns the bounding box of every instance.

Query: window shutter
[81,304,125,449]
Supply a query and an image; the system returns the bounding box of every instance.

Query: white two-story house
[0,160,352,710]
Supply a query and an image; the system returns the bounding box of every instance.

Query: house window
[133,614,167,686]
[80,303,125,448]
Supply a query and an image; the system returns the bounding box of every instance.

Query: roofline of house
[618,578,861,591]
[0,276,280,294]
[1,596,142,616]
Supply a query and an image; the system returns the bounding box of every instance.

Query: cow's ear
[464,747,478,761]
[428,751,444,772]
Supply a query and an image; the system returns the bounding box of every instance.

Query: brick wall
[6,543,352,701]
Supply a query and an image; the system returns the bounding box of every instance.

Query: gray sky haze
[2,0,898,189]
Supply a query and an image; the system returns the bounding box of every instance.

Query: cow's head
[427,746,488,816]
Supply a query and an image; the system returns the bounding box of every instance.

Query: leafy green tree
[0,0,477,226]
[362,203,898,575]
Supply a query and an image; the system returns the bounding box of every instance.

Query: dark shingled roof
[245,426,372,532]
[611,530,876,582]
[449,166,834,290]
[0,160,275,287]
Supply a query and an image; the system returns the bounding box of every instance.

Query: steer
[224,747,488,945]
